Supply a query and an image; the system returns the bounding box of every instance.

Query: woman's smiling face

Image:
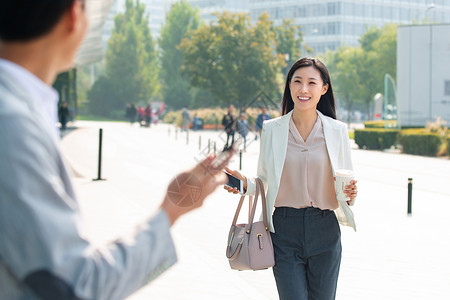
[289,66,328,113]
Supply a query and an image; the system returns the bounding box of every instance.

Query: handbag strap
[227,178,268,260]
[256,178,269,230]
[247,178,269,232]
[229,178,268,232]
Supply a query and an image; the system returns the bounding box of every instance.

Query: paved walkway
[60,121,450,300]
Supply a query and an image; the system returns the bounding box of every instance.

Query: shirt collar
[289,114,321,145]
[0,58,60,138]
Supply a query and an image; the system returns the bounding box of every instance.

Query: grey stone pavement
[60,120,450,300]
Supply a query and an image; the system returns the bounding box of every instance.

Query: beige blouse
[274,116,338,210]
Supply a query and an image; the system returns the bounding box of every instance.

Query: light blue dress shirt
[0,60,177,299]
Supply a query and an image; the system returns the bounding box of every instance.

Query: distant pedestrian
[192,113,199,130]
[145,104,152,127]
[126,103,137,125]
[58,101,70,130]
[137,105,145,126]
[182,106,190,131]
[222,104,236,148]
[255,105,271,138]
[236,112,249,151]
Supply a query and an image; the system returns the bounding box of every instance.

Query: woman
[224,57,358,300]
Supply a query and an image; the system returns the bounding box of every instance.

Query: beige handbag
[226,178,275,270]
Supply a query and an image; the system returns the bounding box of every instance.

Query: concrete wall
[397,24,450,127]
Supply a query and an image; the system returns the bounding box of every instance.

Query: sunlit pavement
[60,120,450,300]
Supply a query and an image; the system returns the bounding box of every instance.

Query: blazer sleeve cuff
[242,176,256,196]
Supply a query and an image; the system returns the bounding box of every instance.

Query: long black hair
[281,57,336,119]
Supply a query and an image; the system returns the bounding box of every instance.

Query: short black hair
[0,0,77,42]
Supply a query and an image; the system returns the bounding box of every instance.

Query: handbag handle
[226,178,269,260]
[230,178,269,232]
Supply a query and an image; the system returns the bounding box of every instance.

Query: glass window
[344,2,354,15]
[344,22,353,36]
[328,2,337,15]
[392,7,400,21]
[445,80,450,96]
[297,6,306,18]
[383,5,392,20]
[400,7,409,20]
[374,5,382,18]
[327,22,341,35]
[355,3,364,17]
[365,4,372,18]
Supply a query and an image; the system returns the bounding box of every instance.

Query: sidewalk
[61,121,450,300]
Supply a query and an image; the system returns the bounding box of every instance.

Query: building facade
[249,0,450,54]
[397,24,450,127]
[102,0,172,49]
[185,0,249,24]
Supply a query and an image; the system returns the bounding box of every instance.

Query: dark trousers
[225,131,235,147]
[272,207,342,300]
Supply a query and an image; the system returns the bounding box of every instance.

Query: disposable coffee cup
[335,169,355,202]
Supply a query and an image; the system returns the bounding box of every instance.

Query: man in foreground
[0,1,230,299]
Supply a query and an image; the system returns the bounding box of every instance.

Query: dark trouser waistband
[273,206,333,217]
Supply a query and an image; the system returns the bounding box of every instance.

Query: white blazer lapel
[319,111,340,175]
[272,111,292,184]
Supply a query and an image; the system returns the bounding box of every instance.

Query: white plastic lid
[335,169,354,177]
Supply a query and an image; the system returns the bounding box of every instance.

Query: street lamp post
[424,3,435,23]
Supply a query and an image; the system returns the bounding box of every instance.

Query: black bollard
[199,136,201,150]
[186,130,189,145]
[208,139,211,154]
[407,178,413,215]
[175,127,178,140]
[93,128,106,181]
[239,150,242,170]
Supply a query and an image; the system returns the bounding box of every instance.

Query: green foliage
[398,129,442,156]
[354,129,399,150]
[326,46,364,123]
[159,0,200,109]
[348,131,354,140]
[163,107,281,128]
[446,136,450,157]
[76,115,126,122]
[53,70,77,109]
[88,0,158,117]
[325,24,397,119]
[179,12,284,108]
[272,19,303,69]
[87,76,116,117]
[364,120,398,128]
[358,24,397,118]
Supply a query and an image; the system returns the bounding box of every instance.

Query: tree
[329,46,365,123]
[88,0,158,117]
[179,12,284,108]
[272,19,303,71]
[357,24,397,118]
[159,0,200,110]
[325,23,397,120]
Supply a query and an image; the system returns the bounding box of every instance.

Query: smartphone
[224,172,243,193]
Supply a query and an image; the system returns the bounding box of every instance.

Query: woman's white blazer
[245,110,357,232]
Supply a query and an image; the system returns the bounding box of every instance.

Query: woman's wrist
[242,175,248,193]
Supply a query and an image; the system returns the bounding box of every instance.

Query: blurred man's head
[0,0,88,80]
[228,104,234,113]
[261,106,267,114]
